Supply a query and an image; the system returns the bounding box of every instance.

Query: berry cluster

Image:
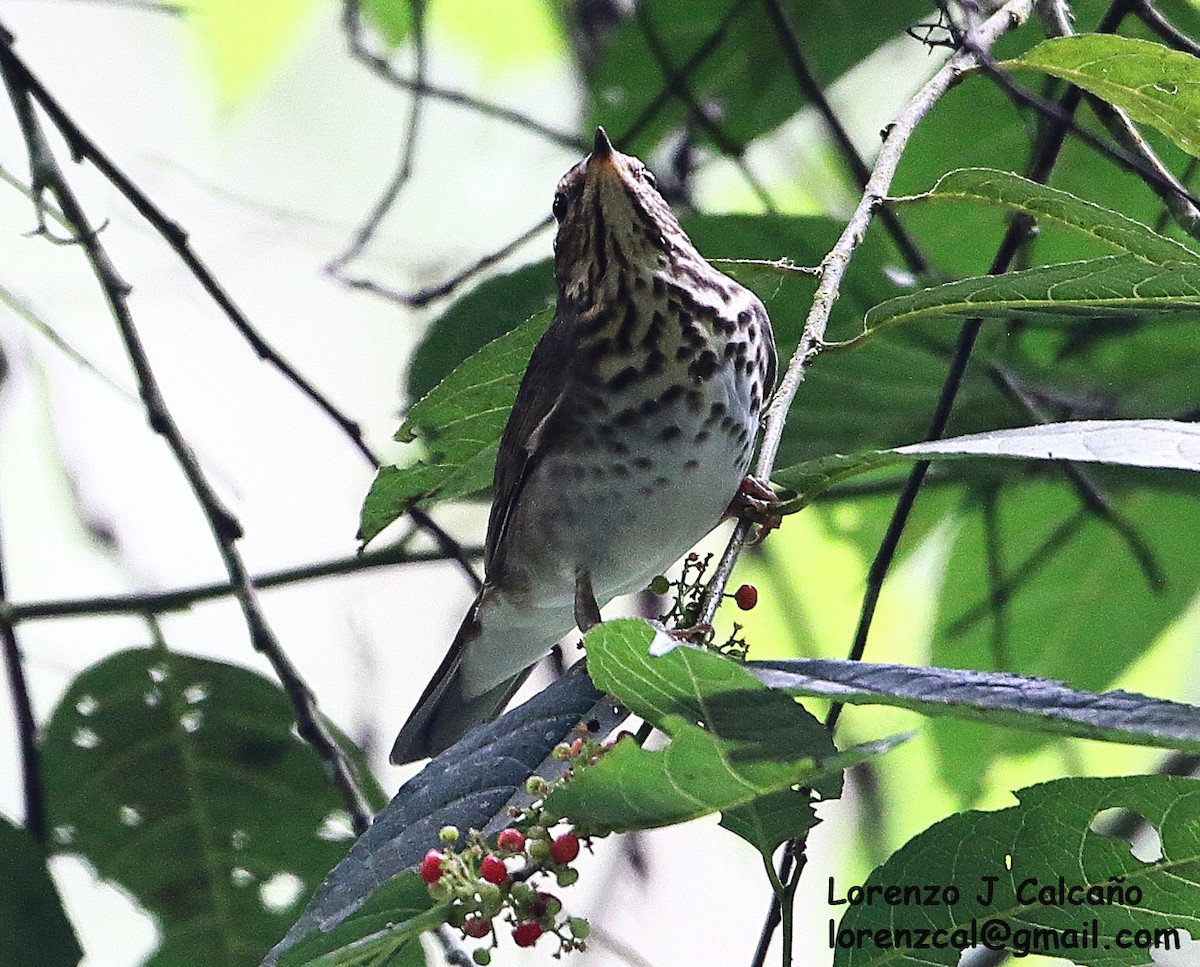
[417,802,591,963]
[648,552,758,660]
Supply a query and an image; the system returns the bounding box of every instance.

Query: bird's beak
[589,126,615,167]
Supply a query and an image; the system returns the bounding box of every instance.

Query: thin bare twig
[1132,0,1200,58]
[829,0,1131,739]
[338,0,759,310]
[0,43,373,833]
[704,0,1038,636]
[4,541,483,623]
[327,0,429,275]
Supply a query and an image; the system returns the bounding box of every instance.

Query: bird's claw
[727,475,782,545]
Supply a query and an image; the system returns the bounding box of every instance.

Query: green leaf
[187,0,322,109]
[862,254,1200,333]
[748,657,1200,754]
[897,168,1200,264]
[271,874,437,967]
[1007,35,1200,161]
[361,0,411,47]
[0,817,82,967]
[773,420,1200,507]
[358,309,552,545]
[832,775,1200,966]
[547,620,902,835]
[42,647,382,967]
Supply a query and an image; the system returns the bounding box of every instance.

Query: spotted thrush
[391,128,777,764]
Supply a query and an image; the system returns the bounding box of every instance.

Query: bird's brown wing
[484,308,580,575]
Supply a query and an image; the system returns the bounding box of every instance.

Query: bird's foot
[726,475,782,545]
[670,622,713,642]
[574,569,602,632]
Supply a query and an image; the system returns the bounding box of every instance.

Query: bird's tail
[390,590,544,765]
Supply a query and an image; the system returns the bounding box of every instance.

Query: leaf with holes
[832,775,1200,966]
[358,309,552,545]
[1007,35,1200,161]
[896,168,1200,264]
[41,647,384,967]
[547,620,903,836]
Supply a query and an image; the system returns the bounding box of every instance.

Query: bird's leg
[726,475,782,545]
[574,568,602,632]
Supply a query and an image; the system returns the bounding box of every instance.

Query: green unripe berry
[427,878,453,901]
[555,867,580,887]
[438,825,460,844]
[649,575,670,596]
[569,917,591,939]
[528,839,552,860]
[524,776,548,796]
[472,949,491,966]
[510,881,535,904]
[479,884,504,918]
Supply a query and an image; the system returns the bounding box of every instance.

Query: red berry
[480,854,508,884]
[496,828,525,853]
[463,917,490,939]
[512,921,543,948]
[419,850,444,884]
[734,583,758,610]
[550,831,580,864]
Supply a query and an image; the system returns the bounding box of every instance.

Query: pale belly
[498,359,754,610]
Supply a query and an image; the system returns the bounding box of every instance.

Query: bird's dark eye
[552,190,568,220]
[641,168,658,189]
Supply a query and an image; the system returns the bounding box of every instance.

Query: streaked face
[552,128,694,306]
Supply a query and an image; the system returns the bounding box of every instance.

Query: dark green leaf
[1007,35,1200,161]
[406,260,555,401]
[748,657,1200,753]
[41,648,383,967]
[272,874,437,967]
[0,817,82,967]
[719,792,819,861]
[832,775,1200,966]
